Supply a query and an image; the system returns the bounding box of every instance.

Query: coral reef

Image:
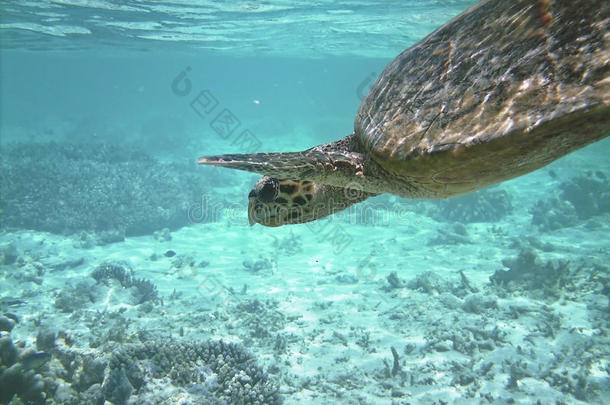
[0,142,210,236]
[231,299,286,345]
[427,187,513,223]
[103,340,282,404]
[3,323,282,405]
[560,172,610,219]
[53,262,160,316]
[531,172,610,231]
[530,197,579,231]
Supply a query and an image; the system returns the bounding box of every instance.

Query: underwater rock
[54,280,96,313]
[102,366,133,405]
[0,142,210,236]
[36,328,56,352]
[437,293,463,310]
[0,242,18,265]
[0,331,47,405]
[0,331,19,366]
[0,315,16,332]
[461,293,498,314]
[385,271,405,290]
[427,187,513,223]
[74,356,106,392]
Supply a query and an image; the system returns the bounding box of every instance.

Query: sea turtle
[198,0,609,227]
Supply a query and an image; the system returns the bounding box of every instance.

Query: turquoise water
[1,1,609,404]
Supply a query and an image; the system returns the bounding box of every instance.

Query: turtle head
[247,176,317,227]
[247,176,374,227]
[197,134,377,226]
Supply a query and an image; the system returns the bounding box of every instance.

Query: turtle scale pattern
[356,0,609,197]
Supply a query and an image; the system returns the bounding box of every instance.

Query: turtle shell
[355,0,609,197]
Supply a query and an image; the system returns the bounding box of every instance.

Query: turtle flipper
[198,148,368,189]
[197,151,315,179]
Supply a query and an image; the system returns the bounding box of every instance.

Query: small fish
[21,351,51,370]
[164,250,176,258]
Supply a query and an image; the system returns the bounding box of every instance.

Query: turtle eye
[258,178,279,203]
[248,190,256,199]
